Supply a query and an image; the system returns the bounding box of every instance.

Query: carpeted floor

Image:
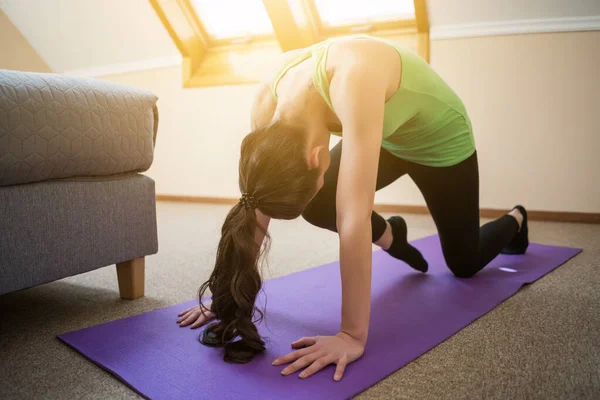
[1,202,599,399]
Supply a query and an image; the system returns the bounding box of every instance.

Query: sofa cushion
[0,69,158,187]
[0,174,158,295]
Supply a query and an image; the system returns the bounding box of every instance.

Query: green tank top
[270,35,475,167]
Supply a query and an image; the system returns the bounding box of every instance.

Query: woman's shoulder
[326,37,402,101]
[327,37,400,69]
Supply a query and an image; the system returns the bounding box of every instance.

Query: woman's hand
[176,303,215,329]
[272,332,365,381]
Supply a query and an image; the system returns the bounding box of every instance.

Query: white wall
[103,67,259,197]
[0,9,51,72]
[427,0,600,26]
[2,1,598,213]
[0,0,179,73]
[392,31,600,212]
[104,31,600,213]
[3,0,599,74]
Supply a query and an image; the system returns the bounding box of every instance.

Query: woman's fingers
[291,336,317,348]
[176,302,215,328]
[189,319,205,329]
[177,309,191,318]
[178,302,212,317]
[176,310,193,323]
[179,312,200,327]
[299,354,337,379]
[272,346,315,366]
[281,351,324,376]
[333,355,349,381]
[190,312,214,329]
[177,306,196,317]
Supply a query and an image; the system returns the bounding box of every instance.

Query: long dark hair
[198,121,320,363]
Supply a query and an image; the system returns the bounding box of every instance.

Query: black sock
[383,216,428,273]
[501,205,529,254]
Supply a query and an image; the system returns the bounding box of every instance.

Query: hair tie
[239,193,258,210]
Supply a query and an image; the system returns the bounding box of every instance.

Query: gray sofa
[0,69,159,299]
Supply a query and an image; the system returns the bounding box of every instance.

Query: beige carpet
[1,202,599,399]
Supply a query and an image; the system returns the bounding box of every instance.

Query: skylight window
[151,0,429,87]
[314,0,415,27]
[191,0,274,39]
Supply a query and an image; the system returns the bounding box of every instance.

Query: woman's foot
[383,216,428,273]
[501,205,529,254]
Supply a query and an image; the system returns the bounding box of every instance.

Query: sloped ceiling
[1,0,599,74]
[0,0,180,73]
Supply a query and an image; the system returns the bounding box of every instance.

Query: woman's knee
[445,253,480,278]
[449,265,478,278]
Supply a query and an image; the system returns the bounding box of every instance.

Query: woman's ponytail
[198,122,321,363]
[198,202,266,363]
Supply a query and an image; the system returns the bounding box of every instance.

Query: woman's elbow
[336,208,372,233]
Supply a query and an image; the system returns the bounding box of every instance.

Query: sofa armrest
[0,69,158,187]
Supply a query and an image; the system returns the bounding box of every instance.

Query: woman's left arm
[272,59,388,381]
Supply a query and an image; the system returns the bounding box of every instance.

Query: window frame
[188,0,277,46]
[150,0,429,87]
[304,0,418,38]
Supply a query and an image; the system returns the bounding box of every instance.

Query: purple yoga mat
[58,235,581,399]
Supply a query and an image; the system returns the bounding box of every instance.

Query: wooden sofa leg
[116,257,145,299]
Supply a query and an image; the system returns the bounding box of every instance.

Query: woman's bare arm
[270,53,390,381]
[328,54,389,345]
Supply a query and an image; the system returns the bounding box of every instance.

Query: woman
[176,34,528,381]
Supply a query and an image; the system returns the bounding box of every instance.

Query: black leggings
[302,141,520,278]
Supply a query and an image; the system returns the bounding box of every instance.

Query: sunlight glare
[314,0,415,26]
[191,0,273,39]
